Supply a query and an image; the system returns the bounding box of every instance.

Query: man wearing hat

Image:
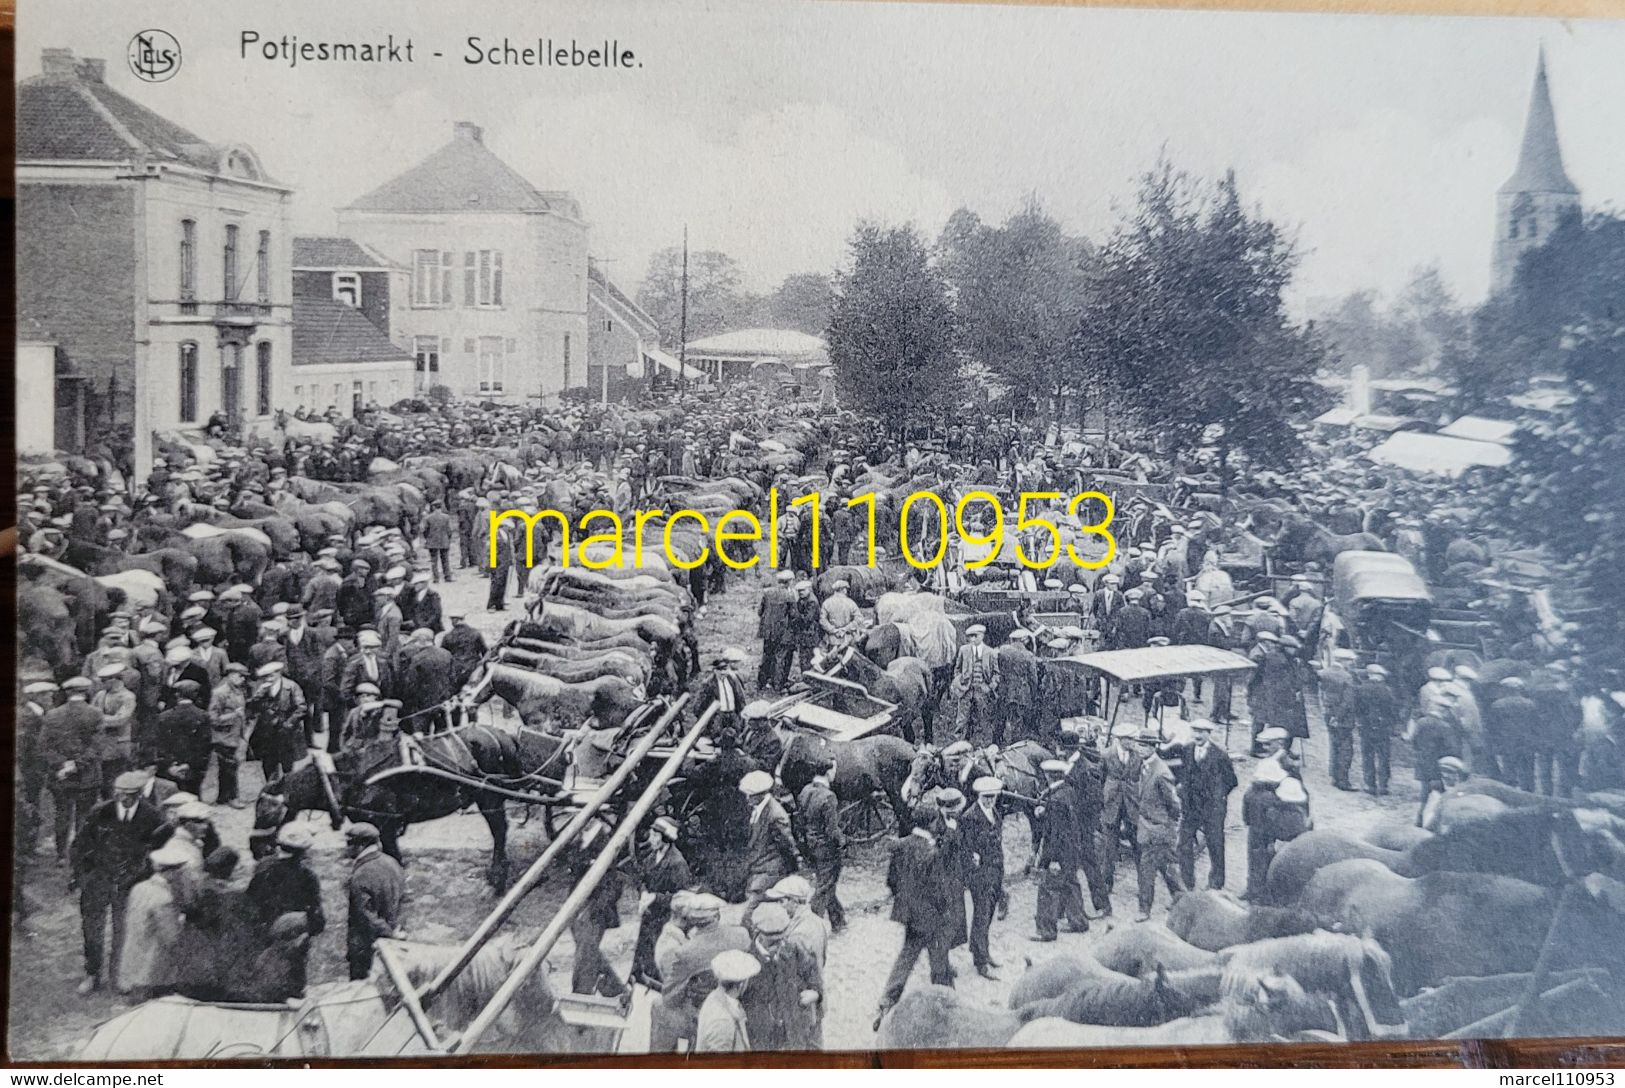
[996,629,1042,744]
[876,806,956,1027]
[950,624,1001,745]
[1319,648,1360,791]
[1354,663,1402,796]
[442,613,490,694]
[741,769,801,910]
[1241,761,1289,899]
[282,604,331,744]
[742,901,823,1050]
[70,771,164,994]
[701,649,749,739]
[1130,728,1183,920]
[43,677,105,853]
[18,680,58,850]
[401,570,446,635]
[1098,720,1144,902]
[247,823,326,941]
[818,579,861,642]
[118,842,194,999]
[1171,720,1237,891]
[346,823,406,980]
[632,816,694,987]
[757,570,797,692]
[1486,676,1538,787]
[222,588,264,666]
[767,875,828,970]
[1033,760,1090,940]
[248,661,308,780]
[338,558,377,629]
[160,643,212,712]
[792,753,846,931]
[1106,588,1153,653]
[653,893,751,1052]
[302,555,343,617]
[342,629,397,710]
[373,585,404,669]
[92,661,137,793]
[1246,630,1304,758]
[962,776,1006,976]
[319,626,359,745]
[696,949,760,1052]
[422,500,456,584]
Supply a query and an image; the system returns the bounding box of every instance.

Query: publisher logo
[128,30,181,82]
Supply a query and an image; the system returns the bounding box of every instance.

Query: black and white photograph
[11,0,1625,1063]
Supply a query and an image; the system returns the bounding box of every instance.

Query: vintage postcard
[12,0,1625,1063]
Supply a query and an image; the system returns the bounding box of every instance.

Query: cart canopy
[1060,645,1258,684]
[1333,550,1432,607]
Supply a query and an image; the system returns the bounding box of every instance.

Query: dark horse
[1273,513,1385,568]
[903,739,1055,846]
[816,646,935,743]
[775,729,917,835]
[259,722,574,890]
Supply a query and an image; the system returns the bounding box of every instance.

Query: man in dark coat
[875,806,954,1026]
[319,628,357,746]
[1354,663,1403,796]
[442,614,488,690]
[1060,727,1111,913]
[1133,730,1184,920]
[794,756,845,930]
[159,646,212,712]
[786,581,823,686]
[282,605,329,742]
[71,771,164,993]
[246,663,307,780]
[1487,676,1540,787]
[341,630,397,707]
[756,571,796,691]
[630,816,693,987]
[222,591,263,666]
[422,502,455,583]
[156,681,211,796]
[43,677,104,856]
[995,630,1042,744]
[401,573,445,634]
[960,776,1005,978]
[345,823,406,980]
[400,629,457,732]
[1171,719,1237,890]
[1319,648,1360,790]
[1034,760,1091,940]
[742,902,823,1051]
[740,770,800,908]
[247,824,326,938]
[568,825,627,997]
[1098,721,1144,895]
[337,559,376,629]
[1106,589,1153,651]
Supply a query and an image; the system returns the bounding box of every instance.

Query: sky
[19,0,1625,310]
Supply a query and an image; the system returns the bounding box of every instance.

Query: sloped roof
[19,51,272,182]
[1438,416,1519,445]
[293,296,412,367]
[293,236,394,271]
[346,121,567,215]
[588,263,658,337]
[1500,51,1578,195]
[684,328,827,358]
[1366,432,1512,476]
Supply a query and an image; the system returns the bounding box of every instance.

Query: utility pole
[677,224,689,386]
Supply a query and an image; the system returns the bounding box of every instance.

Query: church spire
[1499,46,1578,195]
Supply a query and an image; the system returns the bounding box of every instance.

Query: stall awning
[1438,416,1518,445]
[1058,646,1258,684]
[642,345,699,380]
[1366,432,1512,476]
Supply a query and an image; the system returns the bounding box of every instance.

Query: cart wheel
[839,790,893,844]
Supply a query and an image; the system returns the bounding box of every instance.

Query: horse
[774,729,916,834]
[1220,932,1407,1039]
[75,935,568,1058]
[903,739,1053,845]
[817,646,935,743]
[260,723,574,890]
[1014,964,1214,1028]
[1167,889,1333,951]
[1274,513,1386,568]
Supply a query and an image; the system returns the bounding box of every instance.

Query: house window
[563,333,572,387]
[464,338,476,354]
[412,249,454,306]
[334,273,361,308]
[256,341,272,416]
[179,220,196,312]
[479,336,505,392]
[464,252,477,307]
[604,318,614,333]
[256,231,271,305]
[414,336,440,392]
[223,224,240,302]
[179,342,199,423]
[221,344,242,419]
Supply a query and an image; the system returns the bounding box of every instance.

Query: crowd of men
[15,380,1625,1053]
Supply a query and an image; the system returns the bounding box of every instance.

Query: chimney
[77,58,106,82]
[453,121,484,144]
[41,48,76,76]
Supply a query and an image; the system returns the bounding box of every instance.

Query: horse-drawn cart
[765,670,904,843]
[1056,644,1259,745]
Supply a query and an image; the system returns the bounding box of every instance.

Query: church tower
[1491,48,1581,295]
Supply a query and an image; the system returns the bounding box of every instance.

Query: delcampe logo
[127,30,181,82]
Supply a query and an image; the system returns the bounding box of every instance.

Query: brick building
[290,236,414,415]
[17,48,294,480]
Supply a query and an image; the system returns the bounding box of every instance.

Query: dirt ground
[7,558,1422,1059]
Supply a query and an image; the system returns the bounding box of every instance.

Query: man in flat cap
[632,816,693,988]
[71,771,163,994]
[652,893,751,1052]
[346,822,406,979]
[248,823,326,942]
[1355,663,1402,796]
[951,623,1001,745]
[741,770,801,911]
[742,902,822,1051]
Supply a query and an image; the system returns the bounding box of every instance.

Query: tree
[766,273,835,336]
[635,247,749,345]
[1496,212,1625,683]
[937,198,1091,419]
[1314,268,1466,380]
[1070,162,1329,475]
[826,223,959,437]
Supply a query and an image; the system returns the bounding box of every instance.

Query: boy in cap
[346,822,406,979]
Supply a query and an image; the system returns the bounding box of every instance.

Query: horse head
[902,744,941,805]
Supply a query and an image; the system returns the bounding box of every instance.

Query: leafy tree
[1496,211,1625,683]
[635,247,748,345]
[937,197,1091,419]
[1315,267,1467,380]
[766,272,835,336]
[826,223,959,437]
[1070,161,1329,477]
